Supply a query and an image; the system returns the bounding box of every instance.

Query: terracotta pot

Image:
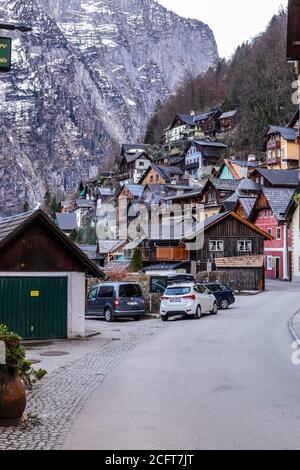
[0,364,26,421]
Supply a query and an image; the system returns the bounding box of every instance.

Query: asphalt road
[64,281,300,450]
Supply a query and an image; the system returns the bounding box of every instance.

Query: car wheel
[194,305,202,319]
[211,302,218,315]
[104,308,114,322]
[161,315,169,322]
[220,298,229,310]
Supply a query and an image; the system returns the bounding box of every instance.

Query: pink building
[253,188,294,280]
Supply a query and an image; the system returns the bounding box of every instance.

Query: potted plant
[0,324,46,426]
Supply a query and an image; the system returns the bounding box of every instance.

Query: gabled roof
[98,187,115,197]
[121,144,149,154]
[194,109,221,122]
[237,197,258,218]
[262,188,295,221]
[124,151,150,164]
[138,164,184,184]
[230,159,259,168]
[98,240,127,255]
[237,178,261,193]
[210,178,241,191]
[75,198,94,208]
[0,210,105,278]
[219,110,238,120]
[183,211,273,242]
[265,126,297,141]
[252,168,299,187]
[288,108,299,128]
[55,212,77,232]
[121,184,145,198]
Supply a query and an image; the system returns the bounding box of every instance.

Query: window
[267,228,273,236]
[267,256,273,271]
[98,286,114,298]
[150,175,154,182]
[88,288,98,300]
[139,161,145,167]
[165,287,191,296]
[209,240,224,252]
[119,284,142,298]
[276,227,281,240]
[237,240,252,252]
[264,209,268,218]
[269,210,273,217]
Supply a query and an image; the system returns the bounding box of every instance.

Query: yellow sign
[30,291,40,297]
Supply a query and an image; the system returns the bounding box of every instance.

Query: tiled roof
[237,178,261,193]
[123,184,144,198]
[220,110,238,120]
[215,255,264,268]
[255,169,299,187]
[211,178,241,191]
[0,210,36,243]
[55,213,77,231]
[98,240,126,254]
[230,159,259,168]
[262,188,295,220]
[266,126,297,141]
[238,197,258,218]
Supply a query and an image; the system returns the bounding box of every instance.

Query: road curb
[288,309,300,342]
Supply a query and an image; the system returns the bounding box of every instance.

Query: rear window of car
[165,287,191,296]
[119,284,142,298]
[205,284,222,292]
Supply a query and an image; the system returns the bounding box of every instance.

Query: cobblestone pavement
[0,321,161,450]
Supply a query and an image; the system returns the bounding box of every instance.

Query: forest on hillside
[145,9,297,155]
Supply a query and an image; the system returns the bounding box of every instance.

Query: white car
[160,283,218,322]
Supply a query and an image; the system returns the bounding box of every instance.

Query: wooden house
[138,164,185,186]
[199,178,240,219]
[183,211,272,291]
[218,110,239,132]
[0,210,104,340]
[118,144,151,184]
[193,109,221,137]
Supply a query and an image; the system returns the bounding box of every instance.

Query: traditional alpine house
[138,164,185,186]
[118,144,152,184]
[183,140,227,179]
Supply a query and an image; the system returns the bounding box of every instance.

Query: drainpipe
[283,222,289,281]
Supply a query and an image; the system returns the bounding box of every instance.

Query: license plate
[128,302,138,306]
[171,298,181,303]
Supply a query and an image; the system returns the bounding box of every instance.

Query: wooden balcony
[156,246,188,261]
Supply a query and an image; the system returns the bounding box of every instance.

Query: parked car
[86,282,145,322]
[160,283,218,322]
[203,282,235,310]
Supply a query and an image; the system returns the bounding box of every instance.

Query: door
[86,286,100,316]
[97,285,115,314]
[275,258,280,279]
[194,285,211,312]
[0,277,67,340]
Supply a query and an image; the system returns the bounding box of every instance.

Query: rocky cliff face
[0,0,218,215]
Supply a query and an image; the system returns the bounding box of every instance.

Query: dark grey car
[86,282,145,322]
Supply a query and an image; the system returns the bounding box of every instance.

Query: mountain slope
[0,0,218,215]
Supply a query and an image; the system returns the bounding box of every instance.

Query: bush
[0,324,47,390]
[130,247,143,273]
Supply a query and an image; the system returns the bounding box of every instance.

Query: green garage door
[0,277,68,340]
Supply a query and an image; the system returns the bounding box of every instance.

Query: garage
[0,210,104,340]
[0,277,68,340]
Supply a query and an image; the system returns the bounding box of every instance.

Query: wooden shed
[0,210,104,340]
[183,212,273,291]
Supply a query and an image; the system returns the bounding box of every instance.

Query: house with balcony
[182,211,272,291]
[264,126,299,169]
[183,140,227,179]
[118,144,152,184]
[218,110,239,133]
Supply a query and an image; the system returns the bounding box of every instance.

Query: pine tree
[130,247,143,273]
